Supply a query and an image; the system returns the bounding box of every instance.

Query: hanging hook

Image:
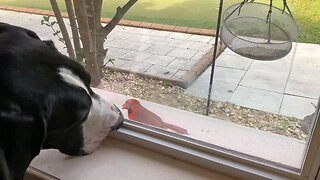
[282,0,287,13]
[224,0,248,22]
[282,0,294,18]
[266,0,273,23]
[238,0,249,15]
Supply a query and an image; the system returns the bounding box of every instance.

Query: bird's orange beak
[122,103,128,109]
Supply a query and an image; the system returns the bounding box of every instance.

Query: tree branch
[49,0,75,59]
[101,0,137,37]
[65,0,82,62]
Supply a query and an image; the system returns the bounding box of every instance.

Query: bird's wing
[135,107,166,128]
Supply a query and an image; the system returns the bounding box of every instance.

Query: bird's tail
[165,123,188,135]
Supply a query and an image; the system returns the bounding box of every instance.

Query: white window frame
[111,106,320,180]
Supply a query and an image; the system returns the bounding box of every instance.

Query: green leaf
[43,16,48,22]
[40,19,44,25]
[51,21,57,26]
[43,15,50,22]
[53,30,61,36]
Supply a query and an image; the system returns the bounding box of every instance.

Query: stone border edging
[0,4,225,88]
[180,42,226,88]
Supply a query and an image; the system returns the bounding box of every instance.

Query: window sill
[94,89,306,170]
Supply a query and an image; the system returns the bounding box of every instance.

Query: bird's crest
[125,99,140,105]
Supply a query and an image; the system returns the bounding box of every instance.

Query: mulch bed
[98,69,308,141]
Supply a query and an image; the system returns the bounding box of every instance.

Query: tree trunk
[49,0,75,59]
[65,0,82,62]
[48,0,137,87]
[85,0,98,68]
[73,0,101,86]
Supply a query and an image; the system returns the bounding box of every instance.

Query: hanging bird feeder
[220,0,299,60]
[206,0,299,115]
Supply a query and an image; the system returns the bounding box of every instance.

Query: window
[3,0,320,179]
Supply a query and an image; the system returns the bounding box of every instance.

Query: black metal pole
[206,0,224,116]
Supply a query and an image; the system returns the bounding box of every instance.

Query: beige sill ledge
[31,88,306,177]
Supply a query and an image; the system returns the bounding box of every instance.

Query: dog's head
[0,23,124,179]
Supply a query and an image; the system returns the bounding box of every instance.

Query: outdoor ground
[1,8,318,141]
[0,0,319,43]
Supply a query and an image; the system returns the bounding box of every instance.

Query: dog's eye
[27,30,40,40]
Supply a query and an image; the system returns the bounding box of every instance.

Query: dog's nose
[110,105,124,131]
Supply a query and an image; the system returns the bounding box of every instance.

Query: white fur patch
[58,67,89,94]
[81,96,120,153]
[58,67,121,154]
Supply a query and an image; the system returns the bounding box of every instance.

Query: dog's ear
[0,105,48,180]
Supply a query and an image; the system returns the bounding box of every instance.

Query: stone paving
[104,26,215,80]
[0,10,215,81]
[186,43,320,119]
[1,9,319,119]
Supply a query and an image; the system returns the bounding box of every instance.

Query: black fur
[0,23,102,179]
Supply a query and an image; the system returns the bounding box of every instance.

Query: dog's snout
[110,105,124,131]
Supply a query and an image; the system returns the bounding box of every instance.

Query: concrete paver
[123,42,151,52]
[167,48,198,59]
[120,61,152,73]
[188,42,213,51]
[106,48,131,60]
[143,55,176,66]
[145,37,174,46]
[145,65,178,78]
[186,78,237,102]
[167,32,192,40]
[240,70,288,93]
[215,54,253,70]
[213,67,246,84]
[147,29,172,37]
[144,45,175,55]
[239,55,293,93]
[120,51,152,62]
[127,34,152,43]
[229,86,283,114]
[187,34,214,42]
[191,50,208,60]
[168,58,196,71]
[108,31,133,40]
[285,77,320,99]
[106,39,130,48]
[279,95,318,119]
[167,39,194,48]
[295,42,320,56]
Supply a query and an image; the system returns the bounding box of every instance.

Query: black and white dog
[0,23,124,180]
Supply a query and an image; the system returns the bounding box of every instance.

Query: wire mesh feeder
[220,1,299,60]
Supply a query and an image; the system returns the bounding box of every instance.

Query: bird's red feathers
[122,99,141,120]
[122,99,188,135]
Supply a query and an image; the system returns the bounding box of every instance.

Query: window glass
[2,0,319,172]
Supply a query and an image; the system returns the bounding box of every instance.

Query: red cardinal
[122,99,188,135]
